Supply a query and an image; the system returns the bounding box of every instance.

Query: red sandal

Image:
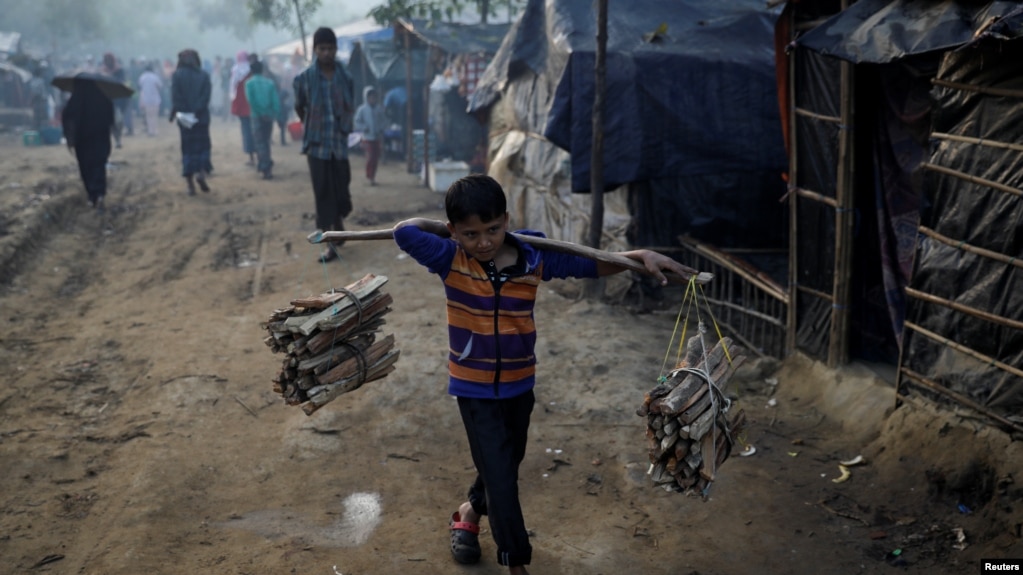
[449,511,481,564]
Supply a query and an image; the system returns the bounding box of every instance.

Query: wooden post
[423,45,433,190]
[785,4,799,356]
[827,15,855,367]
[358,40,368,94]
[588,0,607,251]
[404,27,414,173]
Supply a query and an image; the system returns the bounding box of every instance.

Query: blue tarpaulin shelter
[796,0,1023,63]
[469,0,787,249]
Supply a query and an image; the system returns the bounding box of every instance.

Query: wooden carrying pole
[308,229,715,285]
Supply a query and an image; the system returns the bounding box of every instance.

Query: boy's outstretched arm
[393,217,450,237]
[596,250,689,286]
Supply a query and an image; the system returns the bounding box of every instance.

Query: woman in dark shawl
[169,49,213,195]
[61,78,114,211]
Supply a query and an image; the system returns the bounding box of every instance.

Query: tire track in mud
[156,225,217,284]
[0,161,184,572]
[0,179,80,289]
[0,157,207,572]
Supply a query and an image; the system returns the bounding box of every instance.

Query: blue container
[39,127,63,145]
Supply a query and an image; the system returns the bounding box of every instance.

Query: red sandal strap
[450,512,480,534]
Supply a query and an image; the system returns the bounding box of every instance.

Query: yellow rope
[659,276,735,379]
[698,283,733,365]
[660,276,695,382]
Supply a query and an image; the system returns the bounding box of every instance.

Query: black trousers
[75,137,111,204]
[306,155,352,231]
[457,390,534,567]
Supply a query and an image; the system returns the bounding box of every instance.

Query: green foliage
[367,0,524,26]
[248,0,322,35]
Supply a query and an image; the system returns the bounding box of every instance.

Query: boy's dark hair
[445,174,507,224]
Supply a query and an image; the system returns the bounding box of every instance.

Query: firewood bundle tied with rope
[261,273,400,415]
[637,329,748,498]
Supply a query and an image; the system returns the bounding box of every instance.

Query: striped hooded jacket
[394,225,598,399]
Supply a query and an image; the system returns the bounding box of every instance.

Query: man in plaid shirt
[293,26,355,262]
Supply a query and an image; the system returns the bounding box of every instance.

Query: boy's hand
[599,249,690,285]
[634,250,689,285]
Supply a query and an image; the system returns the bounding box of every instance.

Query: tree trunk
[292,0,308,61]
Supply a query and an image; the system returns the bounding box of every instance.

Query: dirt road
[0,119,1019,575]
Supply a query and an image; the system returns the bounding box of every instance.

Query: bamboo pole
[697,315,763,359]
[918,226,1023,271]
[696,285,785,326]
[678,237,788,303]
[785,4,799,356]
[404,27,414,173]
[423,44,433,190]
[904,320,1023,390]
[828,57,855,368]
[905,287,1023,331]
[795,284,834,301]
[921,162,1023,198]
[900,367,1023,435]
[586,0,608,299]
[307,229,714,285]
[931,131,1023,154]
[793,187,839,208]
[358,40,368,97]
[588,0,607,250]
[794,107,841,124]
[932,78,1023,99]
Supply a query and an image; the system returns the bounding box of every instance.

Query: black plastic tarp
[903,39,1023,416]
[469,0,786,195]
[348,39,427,84]
[797,0,1023,64]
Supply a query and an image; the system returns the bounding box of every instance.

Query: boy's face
[447,213,509,262]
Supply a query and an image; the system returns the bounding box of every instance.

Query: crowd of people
[50,52,302,145]
[36,47,312,208]
[47,29,364,267]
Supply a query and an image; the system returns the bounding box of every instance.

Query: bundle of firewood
[262,274,400,415]
[637,334,747,497]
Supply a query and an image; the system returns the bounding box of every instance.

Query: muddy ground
[0,118,1021,575]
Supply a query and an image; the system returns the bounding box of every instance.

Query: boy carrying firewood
[392,174,690,574]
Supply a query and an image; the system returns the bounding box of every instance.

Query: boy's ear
[446,221,456,236]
